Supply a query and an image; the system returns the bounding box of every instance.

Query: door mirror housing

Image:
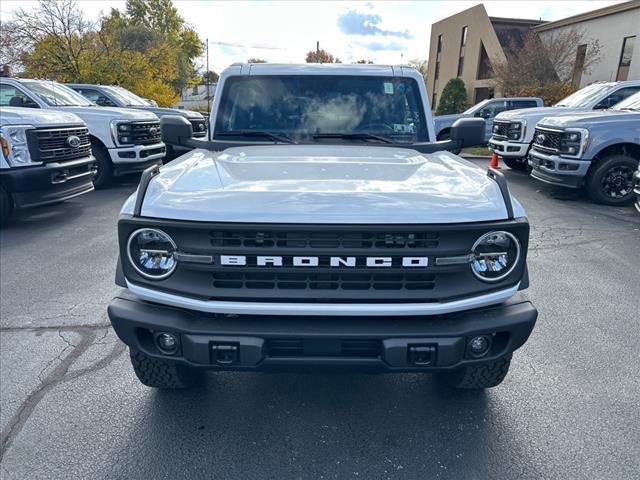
[450,117,485,148]
[160,115,195,146]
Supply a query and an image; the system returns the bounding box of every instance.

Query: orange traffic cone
[489,152,500,169]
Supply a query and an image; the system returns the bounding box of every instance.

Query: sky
[0,0,627,73]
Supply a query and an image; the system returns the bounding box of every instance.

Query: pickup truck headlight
[558,129,587,157]
[110,121,134,146]
[507,121,525,140]
[127,228,177,279]
[471,231,521,282]
[0,125,40,166]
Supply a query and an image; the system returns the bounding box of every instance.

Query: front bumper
[108,290,538,372]
[108,142,166,171]
[488,138,529,158]
[528,149,591,189]
[0,156,95,208]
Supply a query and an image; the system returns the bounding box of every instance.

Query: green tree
[436,78,468,115]
[201,70,219,83]
[247,58,267,63]
[305,49,341,63]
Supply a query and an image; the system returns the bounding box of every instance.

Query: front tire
[91,142,114,189]
[503,157,528,171]
[442,355,512,389]
[130,349,202,389]
[585,154,638,206]
[0,184,13,227]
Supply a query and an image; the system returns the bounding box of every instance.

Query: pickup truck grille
[120,121,162,145]
[190,119,207,138]
[491,121,510,138]
[119,220,530,304]
[532,128,561,153]
[30,127,92,163]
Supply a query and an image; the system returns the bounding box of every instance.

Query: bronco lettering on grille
[219,255,429,268]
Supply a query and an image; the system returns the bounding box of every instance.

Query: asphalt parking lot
[1,160,639,479]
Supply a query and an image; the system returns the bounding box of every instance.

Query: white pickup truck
[108,63,538,391]
[0,107,95,225]
[488,81,640,170]
[0,78,166,188]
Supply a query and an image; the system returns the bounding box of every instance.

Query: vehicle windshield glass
[104,86,149,106]
[463,99,489,115]
[214,75,428,143]
[611,92,640,111]
[555,84,612,108]
[22,80,94,107]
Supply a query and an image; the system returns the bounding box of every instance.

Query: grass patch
[462,146,491,156]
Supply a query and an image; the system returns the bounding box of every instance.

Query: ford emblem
[149,127,158,135]
[536,133,546,144]
[66,135,81,148]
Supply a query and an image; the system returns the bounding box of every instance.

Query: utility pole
[316,41,320,63]
[206,37,211,114]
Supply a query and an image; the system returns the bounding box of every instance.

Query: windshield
[463,99,490,115]
[555,84,612,108]
[104,86,149,107]
[214,75,428,143]
[22,80,94,107]
[611,92,640,111]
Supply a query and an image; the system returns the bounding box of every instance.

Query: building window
[572,44,587,86]
[432,91,437,109]
[457,26,467,77]
[474,87,494,104]
[616,36,636,81]
[434,61,440,80]
[477,41,493,80]
[436,34,443,55]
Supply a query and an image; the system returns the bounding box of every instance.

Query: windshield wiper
[312,132,394,144]
[217,130,296,144]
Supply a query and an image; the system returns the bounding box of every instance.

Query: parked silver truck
[528,92,640,205]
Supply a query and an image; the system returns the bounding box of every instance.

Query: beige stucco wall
[426,4,507,109]
[536,6,640,86]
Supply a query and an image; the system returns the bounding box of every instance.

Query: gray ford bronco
[529,92,640,205]
[107,64,538,390]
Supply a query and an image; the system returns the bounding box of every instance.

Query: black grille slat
[33,127,92,163]
[532,128,562,153]
[210,230,439,249]
[189,119,208,138]
[120,122,162,145]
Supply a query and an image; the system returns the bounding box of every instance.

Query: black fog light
[155,332,179,355]
[468,335,492,357]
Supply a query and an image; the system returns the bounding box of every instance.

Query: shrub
[514,83,578,106]
[436,78,468,115]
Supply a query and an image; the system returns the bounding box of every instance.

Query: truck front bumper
[488,138,529,158]
[528,150,591,189]
[0,156,95,208]
[108,142,166,174]
[108,290,538,373]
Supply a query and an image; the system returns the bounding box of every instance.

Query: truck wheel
[91,143,114,189]
[586,155,638,206]
[503,157,528,171]
[0,184,13,226]
[129,349,202,389]
[442,355,512,389]
[437,130,451,141]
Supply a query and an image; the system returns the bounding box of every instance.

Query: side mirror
[160,115,194,146]
[450,117,485,148]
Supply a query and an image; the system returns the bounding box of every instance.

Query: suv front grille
[120,121,162,145]
[210,230,439,249]
[492,121,510,138]
[31,127,92,163]
[189,119,207,138]
[532,128,561,153]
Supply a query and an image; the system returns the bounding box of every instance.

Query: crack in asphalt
[0,327,126,461]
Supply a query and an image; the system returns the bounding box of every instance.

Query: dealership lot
[0,161,639,479]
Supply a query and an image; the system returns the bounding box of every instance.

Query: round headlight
[471,231,520,282]
[127,228,177,279]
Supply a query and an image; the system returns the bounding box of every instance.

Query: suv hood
[57,106,158,122]
[496,106,583,122]
[537,110,640,128]
[128,145,517,224]
[0,107,85,128]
